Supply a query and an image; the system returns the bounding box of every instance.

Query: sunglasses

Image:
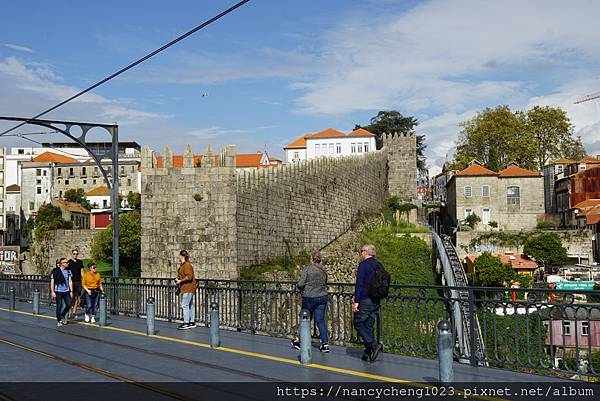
[72,253,78,256]
[90,266,96,269]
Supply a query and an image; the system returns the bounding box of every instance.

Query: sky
[1,0,600,176]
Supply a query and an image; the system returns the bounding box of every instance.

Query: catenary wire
[0,0,251,137]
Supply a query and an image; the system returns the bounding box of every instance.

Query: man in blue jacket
[352,244,383,362]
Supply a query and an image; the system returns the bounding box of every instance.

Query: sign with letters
[0,246,20,274]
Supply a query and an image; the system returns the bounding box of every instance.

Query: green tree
[91,210,141,276]
[465,213,481,229]
[453,105,535,171]
[359,110,427,170]
[522,233,568,266]
[472,252,515,287]
[126,191,141,210]
[64,188,93,210]
[526,105,581,169]
[34,203,72,230]
[453,105,586,172]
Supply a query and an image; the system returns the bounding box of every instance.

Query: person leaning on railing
[82,261,103,324]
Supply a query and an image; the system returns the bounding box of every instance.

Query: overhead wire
[0,0,251,137]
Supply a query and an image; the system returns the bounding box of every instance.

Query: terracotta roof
[584,206,600,225]
[579,156,600,164]
[552,158,575,164]
[456,163,497,177]
[310,128,345,138]
[573,199,600,210]
[497,253,538,270]
[498,165,540,178]
[284,133,313,149]
[32,151,79,164]
[349,128,376,137]
[155,153,267,169]
[86,186,110,196]
[51,199,90,214]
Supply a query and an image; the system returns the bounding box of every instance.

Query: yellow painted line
[0,306,506,400]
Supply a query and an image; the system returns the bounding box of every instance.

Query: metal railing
[1,275,599,379]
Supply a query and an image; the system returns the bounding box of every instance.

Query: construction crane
[574,91,600,104]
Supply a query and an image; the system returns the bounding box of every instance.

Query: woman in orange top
[82,261,103,323]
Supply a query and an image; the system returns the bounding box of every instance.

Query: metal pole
[299,309,312,365]
[437,320,454,383]
[111,125,120,310]
[210,302,220,348]
[32,289,40,314]
[9,287,15,310]
[98,294,107,326]
[147,297,155,335]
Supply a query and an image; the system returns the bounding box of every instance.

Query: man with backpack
[352,244,389,362]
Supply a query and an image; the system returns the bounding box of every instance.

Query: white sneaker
[91,316,96,323]
[84,314,90,322]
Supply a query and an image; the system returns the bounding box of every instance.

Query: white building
[284,128,376,163]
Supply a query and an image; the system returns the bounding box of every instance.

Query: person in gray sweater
[291,251,330,353]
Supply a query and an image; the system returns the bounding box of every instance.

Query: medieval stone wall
[236,151,388,267]
[140,132,417,278]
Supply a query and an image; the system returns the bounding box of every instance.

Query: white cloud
[4,43,33,53]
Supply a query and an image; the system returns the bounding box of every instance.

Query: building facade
[445,161,544,231]
[284,128,377,163]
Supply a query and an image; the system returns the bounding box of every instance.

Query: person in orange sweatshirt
[82,261,103,323]
[175,250,197,330]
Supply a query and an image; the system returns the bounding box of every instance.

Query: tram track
[0,316,279,383]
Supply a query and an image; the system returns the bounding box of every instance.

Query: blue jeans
[353,297,379,352]
[181,292,195,323]
[302,295,329,344]
[85,292,100,315]
[55,292,71,322]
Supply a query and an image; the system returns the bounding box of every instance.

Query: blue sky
[2,0,600,175]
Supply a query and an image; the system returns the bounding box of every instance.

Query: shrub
[536,220,556,230]
[488,221,498,228]
[465,213,481,229]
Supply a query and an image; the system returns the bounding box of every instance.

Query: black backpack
[368,260,391,301]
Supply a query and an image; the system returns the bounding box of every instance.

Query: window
[82,167,87,176]
[43,170,47,176]
[36,187,41,195]
[293,151,299,159]
[482,185,490,197]
[507,186,520,206]
[582,321,589,336]
[69,167,74,177]
[59,191,62,198]
[557,165,564,174]
[36,179,41,185]
[18,149,24,155]
[364,142,369,152]
[36,169,41,176]
[127,178,132,187]
[562,321,571,336]
[464,186,472,197]
[358,143,363,153]
[65,179,69,185]
[464,208,473,219]
[29,202,34,211]
[329,144,334,154]
[351,143,356,153]
[336,143,341,154]
[315,144,321,156]
[57,168,62,176]
[93,179,97,185]
[83,180,87,185]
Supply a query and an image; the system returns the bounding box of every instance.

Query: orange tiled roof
[553,158,575,164]
[86,186,110,196]
[155,153,267,169]
[310,128,345,138]
[498,165,540,178]
[497,253,538,270]
[32,151,79,164]
[284,133,313,149]
[349,128,376,137]
[579,156,600,164]
[573,199,600,210]
[584,205,600,225]
[456,163,497,177]
[51,199,90,214]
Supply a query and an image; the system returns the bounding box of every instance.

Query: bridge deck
[0,299,564,399]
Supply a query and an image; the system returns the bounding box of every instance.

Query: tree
[64,188,93,210]
[453,105,586,172]
[358,110,427,170]
[453,105,535,171]
[472,252,516,287]
[522,234,568,267]
[34,203,72,230]
[91,210,141,276]
[525,106,579,169]
[126,191,141,211]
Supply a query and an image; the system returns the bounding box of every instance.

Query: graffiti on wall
[0,247,21,274]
